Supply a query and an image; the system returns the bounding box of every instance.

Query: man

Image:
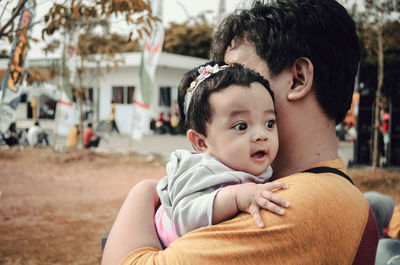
[84,123,100,148]
[27,121,49,146]
[109,100,120,134]
[2,122,20,147]
[102,1,379,264]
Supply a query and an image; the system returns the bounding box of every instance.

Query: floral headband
[183,64,230,115]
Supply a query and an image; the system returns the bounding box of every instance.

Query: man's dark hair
[212,0,360,124]
[88,123,93,128]
[178,62,274,136]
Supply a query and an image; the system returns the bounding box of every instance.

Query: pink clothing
[154,206,178,248]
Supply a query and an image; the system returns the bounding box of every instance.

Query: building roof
[0,52,207,71]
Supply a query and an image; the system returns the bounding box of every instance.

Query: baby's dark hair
[177,62,274,136]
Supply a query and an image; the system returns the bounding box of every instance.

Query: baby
[155,62,290,248]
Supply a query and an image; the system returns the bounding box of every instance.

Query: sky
[0,0,250,57]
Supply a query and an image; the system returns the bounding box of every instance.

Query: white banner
[131,100,150,141]
[217,0,227,25]
[55,97,79,136]
[0,104,16,133]
[134,0,164,140]
[139,0,164,106]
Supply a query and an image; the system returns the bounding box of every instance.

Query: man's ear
[288,57,314,101]
[187,129,208,152]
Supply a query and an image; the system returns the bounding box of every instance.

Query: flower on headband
[184,64,229,115]
[187,65,221,92]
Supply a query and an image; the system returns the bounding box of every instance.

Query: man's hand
[236,182,290,228]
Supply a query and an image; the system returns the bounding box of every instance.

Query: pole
[128,103,135,155]
[372,26,384,169]
[52,101,60,149]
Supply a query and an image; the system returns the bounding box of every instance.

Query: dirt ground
[1,148,399,265]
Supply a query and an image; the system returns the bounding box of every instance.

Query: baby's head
[178,62,279,176]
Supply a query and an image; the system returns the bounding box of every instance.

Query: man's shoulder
[277,171,367,208]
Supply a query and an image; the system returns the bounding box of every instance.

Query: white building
[0,52,206,134]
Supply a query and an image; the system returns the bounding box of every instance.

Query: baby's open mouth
[251,151,266,159]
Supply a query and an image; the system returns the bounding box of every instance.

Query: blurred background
[0,0,247,152]
[0,0,399,170]
[0,1,400,265]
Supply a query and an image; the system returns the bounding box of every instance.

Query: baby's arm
[212,182,290,228]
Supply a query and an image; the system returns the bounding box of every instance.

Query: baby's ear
[187,129,208,152]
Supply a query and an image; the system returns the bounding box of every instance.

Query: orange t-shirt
[121,158,374,265]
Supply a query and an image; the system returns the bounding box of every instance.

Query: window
[39,95,56,120]
[112,86,124,104]
[159,86,171,107]
[112,86,135,104]
[85,87,93,102]
[127,87,135,104]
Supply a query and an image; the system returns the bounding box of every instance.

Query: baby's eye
[265,120,276,129]
[233,122,248,131]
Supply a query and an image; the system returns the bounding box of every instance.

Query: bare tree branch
[0,0,12,22]
[0,0,27,39]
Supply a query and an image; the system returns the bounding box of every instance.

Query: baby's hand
[236,182,290,228]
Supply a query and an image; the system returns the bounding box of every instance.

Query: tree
[40,0,158,147]
[41,0,156,98]
[0,0,53,101]
[355,0,399,168]
[359,21,400,96]
[0,0,28,41]
[78,33,140,57]
[163,16,213,59]
[41,0,156,86]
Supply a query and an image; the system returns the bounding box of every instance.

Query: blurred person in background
[66,125,79,148]
[109,100,120,134]
[27,121,49,146]
[84,123,101,148]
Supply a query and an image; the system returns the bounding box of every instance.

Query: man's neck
[271,115,339,180]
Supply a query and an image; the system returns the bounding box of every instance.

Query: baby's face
[204,82,279,176]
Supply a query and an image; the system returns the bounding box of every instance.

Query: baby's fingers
[261,181,288,191]
[261,190,290,208]
[257,197,286,215]
[248,205,265,228]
